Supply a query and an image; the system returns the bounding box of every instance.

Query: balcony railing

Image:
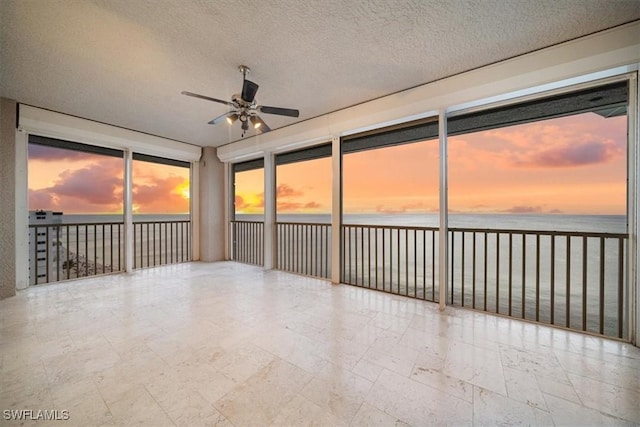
[342,224,628,339]
[277,222,331,279]
[29,219,192,284]
[230,220,264,265]
[342,224,439,300]
[448,227,627,338]
[133,220,191,269]
[29,222,124,285]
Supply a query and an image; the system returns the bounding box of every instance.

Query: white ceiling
[1,0,639,148]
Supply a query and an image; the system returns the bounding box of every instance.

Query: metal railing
[230,220,264,265]
[341,224,628,339]
[449,228,627,338]
[277,222,331,279]
[29,220,193,284]
[29,222,124,285]
[133,220,191,269]
[342,225,440,301]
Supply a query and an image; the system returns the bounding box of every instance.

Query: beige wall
[198,147,226,262]
[0,98,17,299]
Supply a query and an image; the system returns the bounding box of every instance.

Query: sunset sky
[28,144,190,214]
[235,112,627,216]
[29,112,626,217]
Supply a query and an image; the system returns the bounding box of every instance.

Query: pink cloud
[513,139,622,168]
[29,160,124,213]
[132,176,189,213]
[277,184,303,198]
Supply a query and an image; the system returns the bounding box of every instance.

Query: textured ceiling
[1,0,639,147]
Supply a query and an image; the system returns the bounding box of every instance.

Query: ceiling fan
[182,65,300,137]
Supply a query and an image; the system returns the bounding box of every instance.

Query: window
[131,154,191,268]
[276,144,332,222]
[28,135,124,284]
[233,159,265,220]
[446,80,629,336]
[341,118,440,299]
[275,144,332,278]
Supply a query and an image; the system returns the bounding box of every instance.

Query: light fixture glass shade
[250,116,262,129]
[226,113,238,125]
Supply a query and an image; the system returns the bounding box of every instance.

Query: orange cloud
[29,158,124,213]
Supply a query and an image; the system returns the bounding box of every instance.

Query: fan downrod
[238,65,250,78]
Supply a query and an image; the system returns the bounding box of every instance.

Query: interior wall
[199,147,225,261]
[0,98,17,299]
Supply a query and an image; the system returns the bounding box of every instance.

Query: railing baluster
[76,225,80,276]
[472,232,476,310]
[521,233,525,319]
[536,234,540,322]
[85,225,89,277]
[599,237,605,335]
[413,229,417,298]
[368,227,372,288]
[382,228,386,292]
[550,235,555,324]
[102,225,105,274]
[373,227,378,289]
[423,229,426,300]
[451,230,455,305]
[566,236,571,328]
[484,232,488,311]
[146,223,150,268]
[396,228,400,294]
[582,236,587,331]
[496,233,500,314]
[618,237,624,339]
[67,226,71,279]
[431,230,435,300]
[508,233,513,316]
[461,231,465,307]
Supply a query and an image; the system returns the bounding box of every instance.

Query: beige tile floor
[1,261,639,426]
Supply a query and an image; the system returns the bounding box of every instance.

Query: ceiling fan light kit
[182,65,299,137]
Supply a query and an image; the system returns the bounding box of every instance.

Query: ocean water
[239,212,628,338]
[246,212,627,233]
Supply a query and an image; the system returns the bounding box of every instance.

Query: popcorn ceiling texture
[0,98,17,299]
[0,0,638,146]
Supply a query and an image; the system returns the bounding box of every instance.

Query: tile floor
[1,261,639,426]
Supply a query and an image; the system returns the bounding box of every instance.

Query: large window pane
[132,157,190,268]
[28,138,124,284]
[447,80,628,337]
[276,147,332,278]
[232,160,264,265]
[343,139,439,225]
[342,119,440,300]
[234,167,264,220]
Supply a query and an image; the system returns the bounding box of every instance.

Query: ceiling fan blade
[182,91,234,107]
[254,116,271,134]
[241,80,259,103]
[259,106,300,117]
[208,112,233,125]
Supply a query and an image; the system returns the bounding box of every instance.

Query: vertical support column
[224,162,231,260]
[15,129,29,290]
[191,161,200,261]
[438,110,448,310]
[1,98,19,298]
[629,72,639,345]
[124,150,134,272]
[331,136,341,284]
[264,152,276,269]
